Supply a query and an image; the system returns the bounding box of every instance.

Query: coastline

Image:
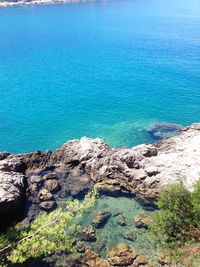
[0,0,96,8]
[0,123,200,265]
[0,122,200,226]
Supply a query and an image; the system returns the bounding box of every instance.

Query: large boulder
[0,171,25,229]
[0,171,25,209]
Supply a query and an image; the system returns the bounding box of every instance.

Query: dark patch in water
[147,123,182,141]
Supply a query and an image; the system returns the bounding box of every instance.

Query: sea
[0,0,200,153]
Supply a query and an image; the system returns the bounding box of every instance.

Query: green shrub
[151,181,200,248]
[191,180,200,228]
[0,189,97,266]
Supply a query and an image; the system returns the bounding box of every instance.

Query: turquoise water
[0,0,200,153]
[80,196,160,262]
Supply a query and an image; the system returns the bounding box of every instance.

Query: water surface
[80,196,160,262]
[0,0,200,153]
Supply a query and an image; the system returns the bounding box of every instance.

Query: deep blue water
[0,0,200,153]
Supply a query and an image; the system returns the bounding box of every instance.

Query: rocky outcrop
[0,123,200,225]
[0,171,25,229]
[91,210,112,228]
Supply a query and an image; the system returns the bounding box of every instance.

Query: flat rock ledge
[0,123,200,226]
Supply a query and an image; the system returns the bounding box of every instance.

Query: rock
[113,212,122,217]
[43,172,57,180]
[148,123,182,141]
[134,213,153,229]
[28,183,39,194]
[0,156,26,173]
[107,243,138,266]
[141,145,158,157]
[63,174,94,198]
[44,179,59,192]
[38,188,53,201]
[0,171,25,229]
[84,249,110,267]
[134,169,147,181]
[30,175,42,184]
[157,252,171,266]
[95,238,106,252]
[53,137,109,164]
[39,201,57,211]
[122,230,137,242]
[0,152,10,160]
[75,225,96,242]
[0,171,24,205]
[91,210,111,228]
[1,123,200,227]
[75,241,86,253]
[54,253,84,267]
[116,214,126,226]
[132,255,149,266]
[145,166,159,177]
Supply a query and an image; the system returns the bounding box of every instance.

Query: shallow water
[80,196,160,262]
[0,0,200,153]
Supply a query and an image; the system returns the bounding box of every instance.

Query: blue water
[0,0,200,153]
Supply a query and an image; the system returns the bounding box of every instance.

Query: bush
[191,180,200,228]
[151,181,200,248]
[0,189,97,266]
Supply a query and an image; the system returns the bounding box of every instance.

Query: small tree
[151,181,200,247]
[0,189,97,266]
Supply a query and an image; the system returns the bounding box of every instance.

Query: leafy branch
[0,189,97,265]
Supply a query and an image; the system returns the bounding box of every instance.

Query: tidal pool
[80,196,161,263]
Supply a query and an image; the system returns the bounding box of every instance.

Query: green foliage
[0,189,97,265]
[191,180,200,228]
[151,181,200,248]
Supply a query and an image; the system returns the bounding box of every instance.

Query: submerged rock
[148,123,182,141]
[116,214,126,226]
[122,230,137,242]
[44,179,59,192]
[30,175,42,184]
[62,174,94,198]
[157,252,171,266]
[91,210,112,228]
[38,188,53,201]
[75,225,97,242]
[107,243,138,266]
[84,249,110,267]
[75,241,86,253]
[134,213,153,229]
[133,255,149,266]
[39,200,57,211]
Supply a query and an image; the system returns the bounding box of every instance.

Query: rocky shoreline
[0,0,94,8]
[0,123,200,229]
